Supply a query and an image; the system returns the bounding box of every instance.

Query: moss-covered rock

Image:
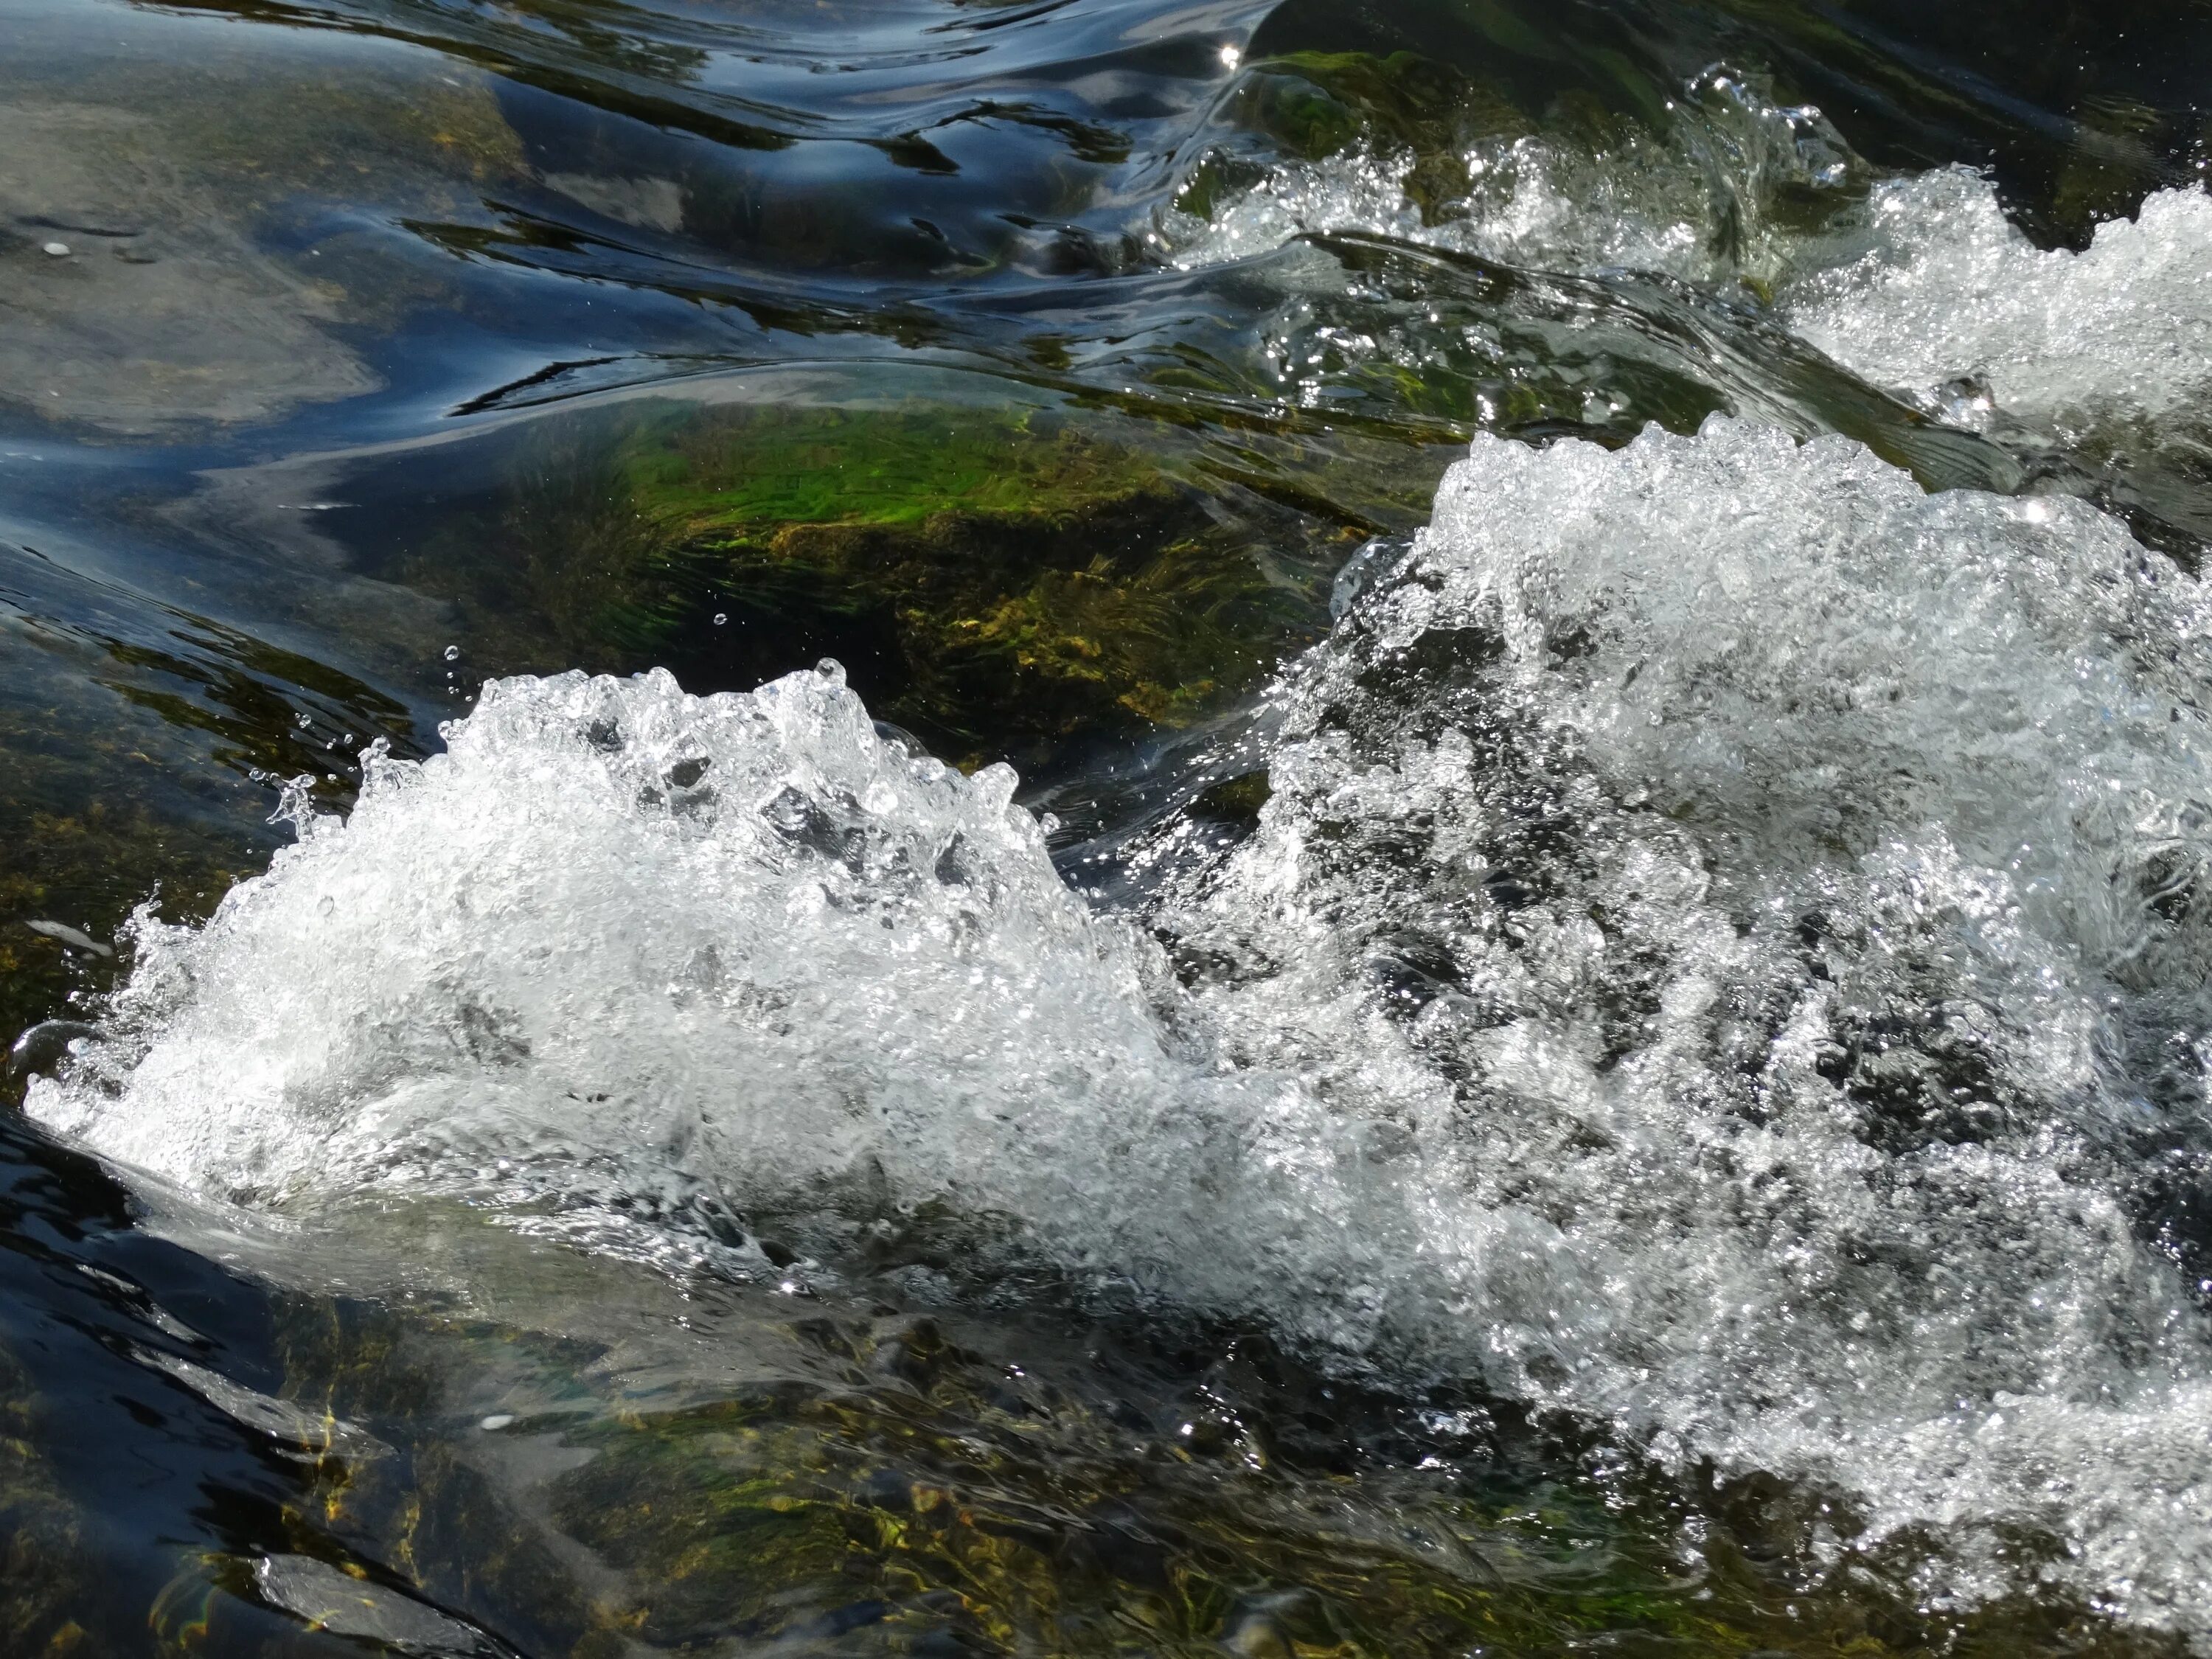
[379,392,1350,756]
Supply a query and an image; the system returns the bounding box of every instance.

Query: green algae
[636,403,1299,736]
[379,391,1349,753]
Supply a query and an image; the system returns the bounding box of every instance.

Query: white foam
[33,417,2212,1635]
[26,667,1186,1217]
[1166,77,2212,444]
[1787,170,2212,434]
[26,664,1416,1348]
[1159,417,2212,1629]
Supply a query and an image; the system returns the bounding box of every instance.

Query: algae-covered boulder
[380,390,1350,756]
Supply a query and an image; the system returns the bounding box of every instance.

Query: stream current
[3,0,2211,1652]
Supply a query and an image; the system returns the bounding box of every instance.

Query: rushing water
[4,0,2212,1652]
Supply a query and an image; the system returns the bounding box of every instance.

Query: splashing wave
[1162,68,1860,285]
[1164,70,2212,446]
[1787,168,2212,434]
[32,410,2212,1636]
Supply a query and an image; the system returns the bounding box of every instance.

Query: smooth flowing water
[3,0,2211,1653]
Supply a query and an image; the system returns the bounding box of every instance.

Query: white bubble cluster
[32,669,1166,1225]
[1787,167,2212,434]
[34,413,2212,1636]
[28,667,1412,1345]
[1160,417,2212,1630]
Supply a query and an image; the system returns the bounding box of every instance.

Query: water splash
[26,664,1410,1343]
[1162,68,1860,285]
[1166,66,2212,454]
[1158,416,2212,1630]
[32,414,2212,1638]
[1788,169,2212,435]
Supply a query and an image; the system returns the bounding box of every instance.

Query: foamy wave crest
[24,664,1429,1346]
[29,421,2212,1635]
[1788,170,2212,434]
[1160,417,2212,1630]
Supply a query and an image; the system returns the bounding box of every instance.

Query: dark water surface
[3,0,2211,1652]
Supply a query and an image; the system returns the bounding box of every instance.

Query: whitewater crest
[27,662,1422,1347]
[1157,417,2212,1627]
[33,414,2212,1638]
[27,668,1206,1250]
[1166,67,2212,448]
[1786,167,2212,434]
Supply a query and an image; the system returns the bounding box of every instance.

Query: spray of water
[32,411,2212,1636]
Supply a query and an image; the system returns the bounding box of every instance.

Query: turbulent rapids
[15,27,2212,1643]
[35,400,2212,1632]
[1168,72,2212,459]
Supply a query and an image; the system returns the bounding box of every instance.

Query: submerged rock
[380,396,1338,750]
[0,25,525,435]
[223,1206,2157,1658]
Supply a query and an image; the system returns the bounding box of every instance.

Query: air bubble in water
[31,417,2212,1643]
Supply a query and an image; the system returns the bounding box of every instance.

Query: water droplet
[815,658,846,686]
[294,712,311,728]
[479,1413,515,1432]
[444,644,460,661]
[713,613,728,627]
[41,241,69,258]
